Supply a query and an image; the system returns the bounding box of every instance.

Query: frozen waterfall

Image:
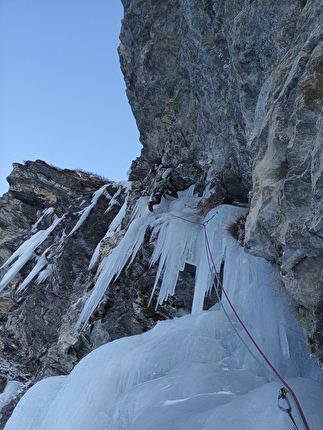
[4,195,323,430]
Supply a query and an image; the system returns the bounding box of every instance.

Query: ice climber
[147,169,178,212]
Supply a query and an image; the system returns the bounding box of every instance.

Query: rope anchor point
[277,387,301,430]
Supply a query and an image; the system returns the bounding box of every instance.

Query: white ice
[76,190,202,329]
[35,264,53,285]
[74,213,150,331]
[31,208,55,233]
[0,381,24,417]
[16,247,52,293]
[4,310,323,430]
[0,182,131,293]
[68,183,112,237]
[5,198,323,430]
[0,214,65,292]
[88,182,131,270]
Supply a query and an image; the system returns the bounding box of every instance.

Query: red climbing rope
[203,222,310,430]
[164,202,311,430]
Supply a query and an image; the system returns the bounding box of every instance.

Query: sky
[0,0,141,196]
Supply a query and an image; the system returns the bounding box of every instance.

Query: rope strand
[203,223,310,430]
[164,202,310,430]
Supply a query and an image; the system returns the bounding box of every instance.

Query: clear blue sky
[0,0,141,196]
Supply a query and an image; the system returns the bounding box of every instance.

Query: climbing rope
[205,240,276,379]
[163,201,311,430]
[203,235,308,430]
[203,222,310,430]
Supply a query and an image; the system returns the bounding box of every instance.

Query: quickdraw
[278,387,300,430]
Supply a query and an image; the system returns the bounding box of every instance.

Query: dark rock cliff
[120,0,323,361]
[0,160,205,426]
[0,0,322,426]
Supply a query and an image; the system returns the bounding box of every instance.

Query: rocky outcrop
[0,0,322,426]
[0,162,120,380]
[120,0,323,362]
[0,161,213,425]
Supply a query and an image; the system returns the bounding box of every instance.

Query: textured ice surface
[5,201,323,430]
[5,192,323,430]
[5,310,323,430]
[0,214,65,291]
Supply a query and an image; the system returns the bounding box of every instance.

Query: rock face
[0,162,124,379]
[0,160,207,426]
[0,0,322,426]
[120,0,323,361]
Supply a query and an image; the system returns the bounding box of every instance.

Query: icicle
[129,196,150,223]
[16,247,52,293]
[36,264,53,284]
[0,381,24,416]
[75,194,205,331]
[105,183,131,233]
[74,213,150,332]
[88,242,102,271]
[105,182,131,214]
[192,206,248,313]
[0,214,65,292]
[149,215,201,307]
[190,235,210,314]
[31,207,55,233]
[87,183,132,270]
[68,184,110,237]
